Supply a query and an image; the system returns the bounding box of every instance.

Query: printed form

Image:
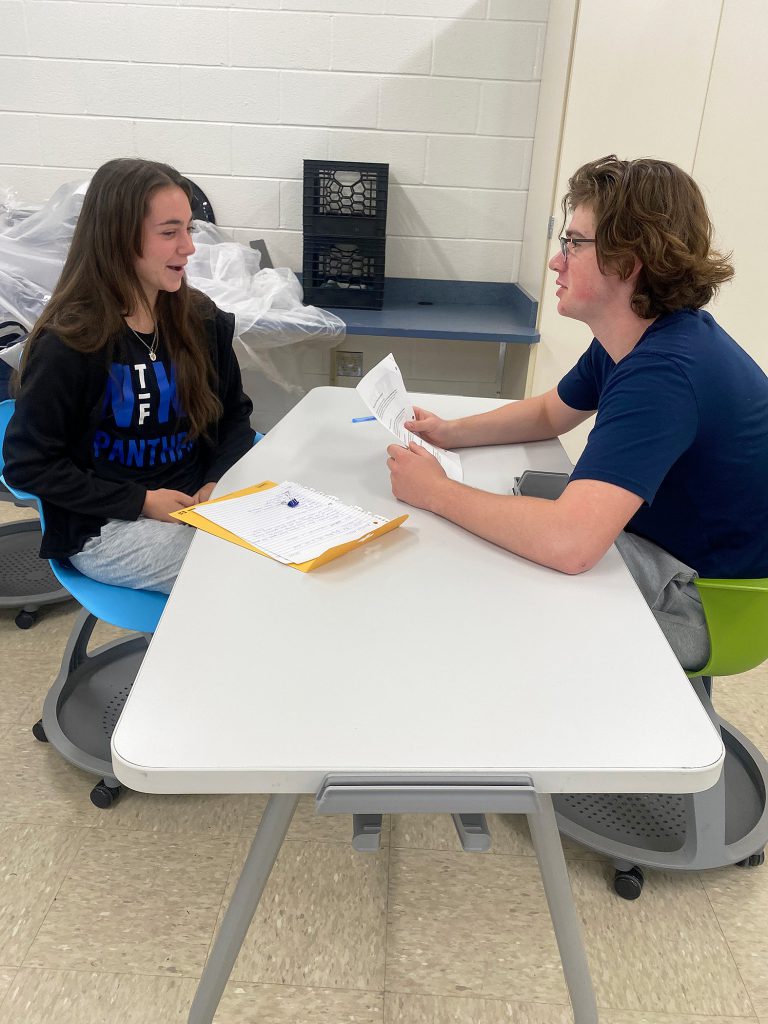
[355,353,463,482]
[191,482,389,565]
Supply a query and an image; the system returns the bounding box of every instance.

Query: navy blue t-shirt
[557,309,768,579]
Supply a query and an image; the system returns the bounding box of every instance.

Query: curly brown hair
[562,155,734,319]
[22,158,222,440]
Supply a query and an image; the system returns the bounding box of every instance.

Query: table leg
[188,793,300,1024]
[527,794,598,1024]
[496,342,507,398]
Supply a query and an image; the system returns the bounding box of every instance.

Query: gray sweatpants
[615,531,711,673]
[70,517,195,595]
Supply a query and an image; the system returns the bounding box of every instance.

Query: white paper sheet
[192,481,389,564]
[355,353,463,482]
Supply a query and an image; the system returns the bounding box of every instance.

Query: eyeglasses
[558,236,596,260]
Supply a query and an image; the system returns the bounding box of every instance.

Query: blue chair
[1,399,168,806]
[0,400,71,628]
[1,398,262,807]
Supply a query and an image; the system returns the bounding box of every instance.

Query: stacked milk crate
[302,160,389,311]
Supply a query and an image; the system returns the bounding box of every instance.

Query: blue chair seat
[0,398,169,806]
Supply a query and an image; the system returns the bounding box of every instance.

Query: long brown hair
[22,158,222,438]
[563,155,734,319]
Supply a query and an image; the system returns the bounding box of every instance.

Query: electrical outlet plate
[335,351,364,378]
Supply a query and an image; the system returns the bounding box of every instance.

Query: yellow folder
[171,481,408,573]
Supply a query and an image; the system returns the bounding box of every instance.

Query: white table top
[112,387,724,796]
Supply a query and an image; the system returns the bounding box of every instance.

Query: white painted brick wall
[0,1,26,55]
[279,71,379,129]
[180,67,279,123]
[41,115,135,169]
[433,19,544,79]
[478,82,541,137]
[134,121,233,176]
[279,179,303,230]
[232,125,329,178]
[379,77,480,134]
[26,2,130,62]
[191,175,281,228]
[230,11,333,70]
[1,0,548,284]
[331,15,434,75]
[424,136,532,189]
[1,113,41,165]
[328,130,426,184]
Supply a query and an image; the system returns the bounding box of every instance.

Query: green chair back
[690,577,768,678]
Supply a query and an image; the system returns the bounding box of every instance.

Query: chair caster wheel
[32,719,48,742]
[737,851,765,868]
[15,610,37,630]
[90,780,122,809]
[613,866,644,899]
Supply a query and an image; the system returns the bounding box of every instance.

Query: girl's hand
[142,488,196,523]
[193,482,216,504]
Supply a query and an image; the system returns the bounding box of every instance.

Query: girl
[3,158,255,593]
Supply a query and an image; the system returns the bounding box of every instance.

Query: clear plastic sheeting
[184,221,344,409]
[0,180,345,409]
[187,221,344,347]
[0,181,88,315]
[0,185,42,233]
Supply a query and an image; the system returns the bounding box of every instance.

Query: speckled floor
[0,501,766,1024]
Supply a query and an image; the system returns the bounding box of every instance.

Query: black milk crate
[303,160,389,238]
[303,236,385,310]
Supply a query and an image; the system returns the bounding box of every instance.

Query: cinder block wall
[0,0,548,282]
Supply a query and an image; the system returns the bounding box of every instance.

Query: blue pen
[352,416,376,423]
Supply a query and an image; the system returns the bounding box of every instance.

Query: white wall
[0,0,548,282]
[693,0,768,377]
[527,0,754,462]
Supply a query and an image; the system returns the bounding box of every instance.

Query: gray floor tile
[390,812,533,855]
[569,858,753,1016]
[0,967,18,1006]
[599,1013,758,1024]
[386,847,568,1002]
[215,981,384,1022]
[0,967,195,1023]
[0,723,113,827]
[0,603,75,733]
[24,829,235,975]
[384,992,573,1022]
[101,789,251,836]
[702,863,768,1017]
[714,662,768,757]
[0,503,38,526]
[389,813,600,861]
[0,824,85,966]
[219,837,388,990]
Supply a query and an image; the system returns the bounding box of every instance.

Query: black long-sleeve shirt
[3,303,255,560]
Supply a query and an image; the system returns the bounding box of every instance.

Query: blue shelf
[315,278,539,345]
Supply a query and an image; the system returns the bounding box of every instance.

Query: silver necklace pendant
[126,320,159,362]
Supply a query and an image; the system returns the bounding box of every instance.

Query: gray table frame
[188,779,597,1024]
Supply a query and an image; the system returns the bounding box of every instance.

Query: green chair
[692,577,768,677]
[554,575,768,898]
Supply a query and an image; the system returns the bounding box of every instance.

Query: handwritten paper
[191,481,390,564]
[355,353,463,481]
